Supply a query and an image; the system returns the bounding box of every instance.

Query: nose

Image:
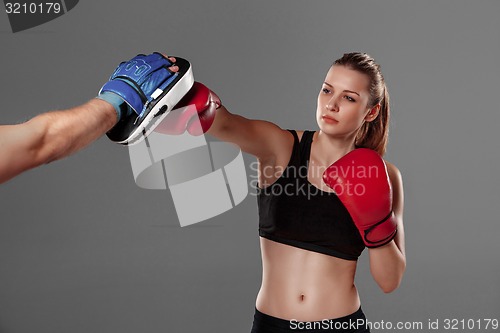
[326,95,339,112]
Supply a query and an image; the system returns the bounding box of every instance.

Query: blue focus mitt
[97,52,193,145]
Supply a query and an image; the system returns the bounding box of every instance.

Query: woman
[164,52,406,332]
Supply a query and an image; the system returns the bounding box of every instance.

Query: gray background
[1,1,499,332]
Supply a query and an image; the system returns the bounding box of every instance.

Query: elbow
[374,262,406,294]
[379,280,402,294]
[29,116,69,165]
[33,132,60,165]
[380,270,406,294]
[370,245,407,294]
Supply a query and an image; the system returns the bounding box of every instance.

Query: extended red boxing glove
[154,81,221,136]
[322,148,397,248]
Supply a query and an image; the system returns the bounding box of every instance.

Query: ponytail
[355,87,389,156]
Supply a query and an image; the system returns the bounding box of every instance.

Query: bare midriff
[255,237,360,322]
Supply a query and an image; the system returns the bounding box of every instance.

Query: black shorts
[250,307,371,333]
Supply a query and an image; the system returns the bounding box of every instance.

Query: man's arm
[0,52,182,185]
[0,99,117,184]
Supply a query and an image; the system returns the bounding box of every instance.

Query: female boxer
[1,50,404,332]
[180,52,406,332]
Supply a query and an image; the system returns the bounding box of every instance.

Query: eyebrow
[323,82,360,96]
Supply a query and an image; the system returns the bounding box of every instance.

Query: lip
[322,115,338,124]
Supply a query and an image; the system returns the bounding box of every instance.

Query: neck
[314,131,357,166]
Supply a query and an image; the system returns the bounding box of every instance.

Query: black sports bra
[257,130,365,260]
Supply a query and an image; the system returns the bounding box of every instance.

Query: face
[316,65,379,140]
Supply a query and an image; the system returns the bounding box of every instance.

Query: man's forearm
[37,99,117,163]
[0,99,117,184]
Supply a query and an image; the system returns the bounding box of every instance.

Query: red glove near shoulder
[154,81,221,136]
[322,148,397,248]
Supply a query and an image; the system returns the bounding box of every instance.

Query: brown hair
[333,52,390,156]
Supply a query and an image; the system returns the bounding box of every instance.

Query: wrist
[96,92,130,121]
[88,98,120,126]
[361,213,398,248]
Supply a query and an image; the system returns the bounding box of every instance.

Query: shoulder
[275,128,310,144]
[279,129,307,147]
[384,161,401,177]
[384,161,403,188]
[258,128,295,166]
[385,161,404,219]
[384,160,404,215]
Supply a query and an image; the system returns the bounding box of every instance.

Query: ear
[364,104,380,122]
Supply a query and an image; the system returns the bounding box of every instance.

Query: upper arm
[208,105,293,161]
[386,161,404,218]
[385,161,405,255]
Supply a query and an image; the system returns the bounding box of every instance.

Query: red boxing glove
[154,81,221,136]
[322,148,397,248]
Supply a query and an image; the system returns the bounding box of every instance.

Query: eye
[344,95,356,102]
[321,87,331,94]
